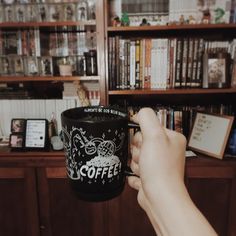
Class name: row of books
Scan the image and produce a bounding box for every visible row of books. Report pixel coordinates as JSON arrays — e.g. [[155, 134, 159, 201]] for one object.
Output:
[[127, 103, 234, 138], [0, 29, 96, 57], [108, 36, 236, 90], [0, 1, 95, 23], [0, 55, 94, 76]]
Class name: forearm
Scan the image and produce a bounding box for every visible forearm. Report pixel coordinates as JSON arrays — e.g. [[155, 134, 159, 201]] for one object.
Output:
[[144, 180, 217, 236]]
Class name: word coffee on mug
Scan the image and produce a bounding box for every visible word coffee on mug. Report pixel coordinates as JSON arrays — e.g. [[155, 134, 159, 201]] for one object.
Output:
[[61, 106, 130, 201]]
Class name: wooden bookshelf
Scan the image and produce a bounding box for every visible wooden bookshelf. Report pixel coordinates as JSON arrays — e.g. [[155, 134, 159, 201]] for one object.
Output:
[[107, 23, 236, 32], [108, 88, 236, 95], [0, 76, 100, 82], [0, 20, 96, 28]]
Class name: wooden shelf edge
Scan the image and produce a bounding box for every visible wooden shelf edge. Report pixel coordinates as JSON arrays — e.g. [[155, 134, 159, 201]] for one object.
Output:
[[107, 23, 236, 32], [108, 88, 236, 95], [0, 21, 96, 28], [0, 76, 100, 82]]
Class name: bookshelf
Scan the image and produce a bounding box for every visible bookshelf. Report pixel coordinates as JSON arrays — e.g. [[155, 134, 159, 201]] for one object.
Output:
[[105, 0, 236, 142], [0, 0, 106, 103]]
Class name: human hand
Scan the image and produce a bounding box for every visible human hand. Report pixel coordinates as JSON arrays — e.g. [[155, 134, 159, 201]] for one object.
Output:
[[128, 108, 217, 236], [128, 107, 187, 207]]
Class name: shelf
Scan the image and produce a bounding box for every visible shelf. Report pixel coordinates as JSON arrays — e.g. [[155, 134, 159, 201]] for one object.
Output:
[[0, 76, 100, 82], [107, 23, 236, 32], [108, 88, 236, 95], [0, 20, 96, 28]]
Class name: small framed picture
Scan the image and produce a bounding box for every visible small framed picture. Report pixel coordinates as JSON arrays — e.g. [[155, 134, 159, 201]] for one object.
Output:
[[202, 52, 231, 88], [15, 5, 25, 22], [13, 56, 24, 75], [9, 134, 24, 149], [48, 4, 62, 22], [64, 3, 76, 21], [0, 57, 11, 75], [188, 112, 234, 159], [76, 1, 88, 21], [11, 119, 26, 133], [27, 4, 38, 22], [25, 57, 39, 76], [4, 5, 15, 22], [25, 119, 49, 149], [0, 6, 4, 23], [38, 4, 48, 22], [39, 56, 53, 76]]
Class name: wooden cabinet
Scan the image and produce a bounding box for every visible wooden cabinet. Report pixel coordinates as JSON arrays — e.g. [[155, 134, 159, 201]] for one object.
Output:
[[0, 152, 235, 236], [0, 167, 39, 236], [37, 167, 106, 236]]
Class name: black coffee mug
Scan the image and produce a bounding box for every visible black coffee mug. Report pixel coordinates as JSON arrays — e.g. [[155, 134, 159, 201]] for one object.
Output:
[[61, 106, 138, 202]]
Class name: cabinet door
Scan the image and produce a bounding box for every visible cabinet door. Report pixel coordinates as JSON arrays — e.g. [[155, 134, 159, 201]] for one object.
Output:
[[0, 167, 40, 236], [107, 183, 156, 236], [186, 166, 236, 236], [37, 167, 107, 236]]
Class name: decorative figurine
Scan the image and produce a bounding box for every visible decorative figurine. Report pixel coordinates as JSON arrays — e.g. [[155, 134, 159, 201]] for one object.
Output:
[[140, 18, 150, 26], [188, 15, 196, 24], [179, 14, 185, 24], [121, 12, 130, 26], [112, 16, 121, 27], [214, 7, 225, 23], [202, 9, 211, 24]]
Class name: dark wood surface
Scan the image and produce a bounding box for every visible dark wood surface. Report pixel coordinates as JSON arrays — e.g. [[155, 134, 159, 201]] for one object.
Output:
[[0, 150, 236, 235]]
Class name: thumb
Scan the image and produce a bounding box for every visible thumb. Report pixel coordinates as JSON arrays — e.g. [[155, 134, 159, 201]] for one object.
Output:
[[131, 108, 167, 140]]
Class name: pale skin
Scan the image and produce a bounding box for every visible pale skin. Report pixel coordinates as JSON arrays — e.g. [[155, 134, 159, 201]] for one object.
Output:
[[128, 108, 217, 236]]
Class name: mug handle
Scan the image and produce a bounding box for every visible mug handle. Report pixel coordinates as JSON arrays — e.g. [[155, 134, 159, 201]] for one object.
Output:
[[124, 121, 140, 178]]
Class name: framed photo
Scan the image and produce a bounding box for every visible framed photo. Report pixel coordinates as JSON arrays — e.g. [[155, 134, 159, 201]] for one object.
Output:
[[64, 3, 76, 21], [25, 57, 39, 76], [9, 134, 24, 149], [13, 56, 24, 75], [76, 1, 88, 21], [4, 5, 15, 23], [27, 4, 38, 22], [39, 56, 53, 76], [202, 52, 231, 88], [48, 4, 63, 22], [188, 112, 234, 159], [25, 119, 49, 149], [11, 119, 26, 133], [38, 4, 48, 22], [15, 5, 25, 22], [0, 57, 11, 75]]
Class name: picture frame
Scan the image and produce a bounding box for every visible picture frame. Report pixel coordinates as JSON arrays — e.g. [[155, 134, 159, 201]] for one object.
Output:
[[48, 4, 63, 22], [76, 1, 88, 21], [25, 119, 49, 150], [13, 56, 24, 75], [15, 5, 25, 22], [39, 56, 53, 76], [202, 52, 231, 89], [64, 3, 76, 21], [188, 112, 234, 159], [9, 134, 24, 149], [4, 5, 15, 23], [0, 57, 11, 75], [38, 4, 48, 22], [25, 57, 39, 76], [27, 4, 38, 22], [11, 119, 26, 133]]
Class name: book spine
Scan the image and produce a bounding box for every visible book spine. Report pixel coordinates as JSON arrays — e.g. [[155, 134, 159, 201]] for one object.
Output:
[[115, 35, 120, 89], [135, 39, 140, 89], [174, 38, 183, 88], [130, 40, 136, 89], [144, 38, 151, 89]]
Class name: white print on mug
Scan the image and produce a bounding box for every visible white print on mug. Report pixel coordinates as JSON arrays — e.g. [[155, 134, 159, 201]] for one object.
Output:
[[63, 126, 125, 182]]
